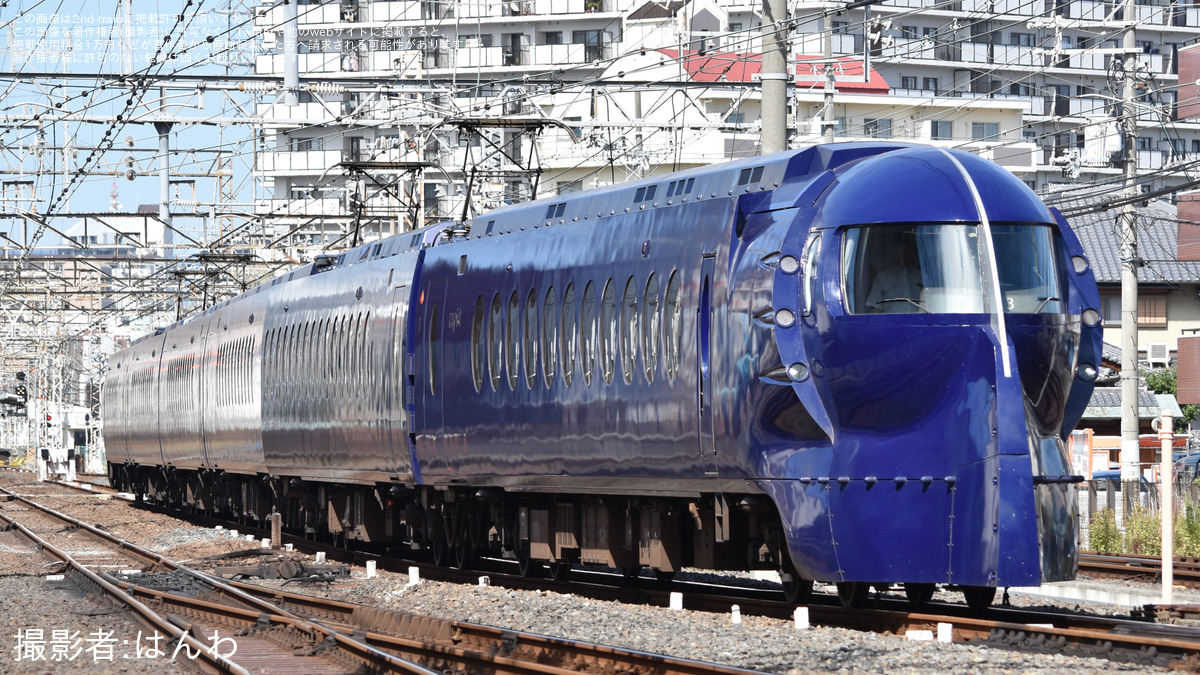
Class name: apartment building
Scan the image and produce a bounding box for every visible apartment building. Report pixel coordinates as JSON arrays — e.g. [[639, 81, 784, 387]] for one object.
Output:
[[250, 0, 1199, 256], [829, 0, 1200, 191]]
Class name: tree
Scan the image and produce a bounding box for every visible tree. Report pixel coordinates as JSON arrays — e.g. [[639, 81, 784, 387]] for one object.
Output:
[[1140, 366, 1199, 432]]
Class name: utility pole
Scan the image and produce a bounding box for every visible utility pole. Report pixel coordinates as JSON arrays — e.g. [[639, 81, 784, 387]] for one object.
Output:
[[823, 7, 836, 143], [761, 0, 789, 154], [1119, 0, 1141, 518]]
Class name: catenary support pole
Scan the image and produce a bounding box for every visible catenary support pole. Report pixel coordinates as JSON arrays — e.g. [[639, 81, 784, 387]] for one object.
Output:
[[822, 9, 835, 144], [1119, 0, 1141, 519], [1161, 412, 1174, 604], [761, 0, 789, 154], [282, 0, 299, 106]]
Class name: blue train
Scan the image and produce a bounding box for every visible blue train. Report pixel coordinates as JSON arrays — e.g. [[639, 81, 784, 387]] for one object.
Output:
[[104, 142, 1102, 608]]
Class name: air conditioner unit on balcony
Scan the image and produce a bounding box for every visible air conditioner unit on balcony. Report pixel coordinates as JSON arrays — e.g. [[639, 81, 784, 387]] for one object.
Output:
[[1147, 342, 1170, 368]]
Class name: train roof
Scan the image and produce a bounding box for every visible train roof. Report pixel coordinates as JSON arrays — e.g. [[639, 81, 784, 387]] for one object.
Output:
[[463, 142, 915, 239], [129, 142, 946, 346]]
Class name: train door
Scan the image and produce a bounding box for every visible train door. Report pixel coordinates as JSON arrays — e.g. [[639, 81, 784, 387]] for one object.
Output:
[[389, 285, 415, 479], [420, 280, 448, 473], [698, 254, 717, 474]]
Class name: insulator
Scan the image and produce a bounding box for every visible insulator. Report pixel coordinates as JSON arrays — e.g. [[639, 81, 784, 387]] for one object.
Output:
[[237, 81, 277, 93], [308, 82, 346, 95]]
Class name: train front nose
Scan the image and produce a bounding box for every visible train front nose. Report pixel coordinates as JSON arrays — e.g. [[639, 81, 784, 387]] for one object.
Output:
[[767, 146, 1100, 587]]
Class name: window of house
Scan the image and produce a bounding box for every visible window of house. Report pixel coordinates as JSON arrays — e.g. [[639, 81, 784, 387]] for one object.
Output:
[[564, 116, 583, 140], [1142, 295, 1167, 327], [1010, 32, 1034, 46], [1010, 83, 1032, 96], [1101, 294, 1168, 327], [971, 122, 1000, 140], [542, 31, 563, 45], [923, 77, 938, 92], [901, 76, 917, 89], [864, 118, 892, 138], [1136, 137, 1153, 151], [901, 25, 918, 39], [572, 29, 603, 60]]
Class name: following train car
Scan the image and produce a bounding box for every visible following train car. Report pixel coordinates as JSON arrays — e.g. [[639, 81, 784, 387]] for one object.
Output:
[[104, 142, 1103, 608]]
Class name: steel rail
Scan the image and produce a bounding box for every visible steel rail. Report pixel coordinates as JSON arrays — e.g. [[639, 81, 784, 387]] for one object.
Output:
[[32, 479, 1200, 668], [0, 505, 246, 674], [115, 580, 771, 675], [0, 485, 443, 675], [1080, 552, 1200, 588]]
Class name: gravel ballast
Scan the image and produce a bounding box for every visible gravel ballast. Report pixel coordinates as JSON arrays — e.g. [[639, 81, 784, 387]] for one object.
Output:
[[0, 469, 1184, 673]]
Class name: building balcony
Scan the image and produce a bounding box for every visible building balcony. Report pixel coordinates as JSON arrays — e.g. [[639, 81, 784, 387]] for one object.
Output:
[[532, 43, 589, 64], [1067, 50, 1107, 70], [997, 44, 1041, 67], [883, 37, 934, 60], [794, 32, 860, 57], [255, 197, 348, 218], [454, 45, 504, 68], [257, 150, 344, 174], [503, 46, 531, 67], [1139, 149, 1166, 171], [255, 102, 339, 125], [1136, 3, 1171, 25], [878, 0, 958, 9], [533, 0, 589, 13], [1172, 7, 1200, 27], [1066, 0, 1110, 20], [962, 0, 1045, 14], [1069, 96, 1112, 117], [370, 1, 424, 21]]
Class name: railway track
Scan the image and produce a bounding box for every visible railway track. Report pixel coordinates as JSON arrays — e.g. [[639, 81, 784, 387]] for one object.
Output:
[[1080, 552, 1200, 588], [0, 482, 776, 675], [20, 475, 1200, 669]]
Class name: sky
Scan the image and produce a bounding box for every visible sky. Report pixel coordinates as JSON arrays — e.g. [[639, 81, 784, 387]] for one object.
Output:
[[0, 0, 262, 250]]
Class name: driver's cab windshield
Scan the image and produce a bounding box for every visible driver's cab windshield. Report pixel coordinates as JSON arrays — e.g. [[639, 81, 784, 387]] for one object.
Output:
[[843, 224, 1063, 315]]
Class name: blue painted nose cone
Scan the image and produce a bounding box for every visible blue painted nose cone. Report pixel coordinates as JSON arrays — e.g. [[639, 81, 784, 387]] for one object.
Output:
[[819, 146, 1052, 227]]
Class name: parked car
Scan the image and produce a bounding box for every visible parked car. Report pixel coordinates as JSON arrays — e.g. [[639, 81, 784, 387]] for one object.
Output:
[[1175, 453, 1200, 480], [1090, 469, 1150, 492]]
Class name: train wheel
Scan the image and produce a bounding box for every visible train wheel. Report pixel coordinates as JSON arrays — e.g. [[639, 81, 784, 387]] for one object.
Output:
[[836, 581, 869, 609], [904, 583, 935, 607], [516, 545, 536, 577], [962, 586, 996, 610], [620, 567, 641, 579], [781, 570, 814, 605], [453, 534, 474, 570], [430, 540, 449, 567], [654, 570, 676, 582], [548, 561, 570, 581]]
